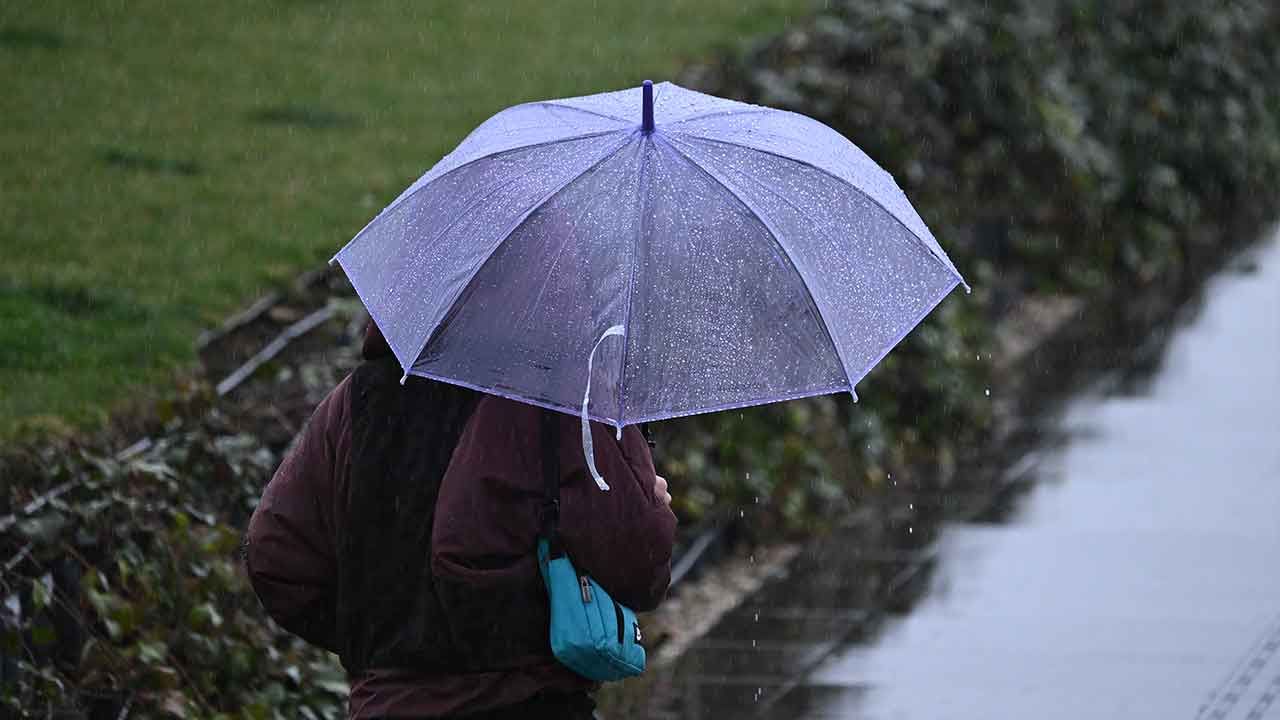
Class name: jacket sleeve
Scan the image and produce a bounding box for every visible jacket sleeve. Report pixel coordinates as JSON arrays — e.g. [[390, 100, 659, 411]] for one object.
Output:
[[556, 417, 677, 612], [243, 376, 350, 652]]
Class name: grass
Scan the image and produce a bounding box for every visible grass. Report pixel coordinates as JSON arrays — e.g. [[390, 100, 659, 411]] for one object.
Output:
[[0, 0, 807, 434]]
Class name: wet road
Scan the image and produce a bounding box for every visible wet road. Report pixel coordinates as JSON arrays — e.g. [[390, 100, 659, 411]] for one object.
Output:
[[795, 233, 1280, 719]]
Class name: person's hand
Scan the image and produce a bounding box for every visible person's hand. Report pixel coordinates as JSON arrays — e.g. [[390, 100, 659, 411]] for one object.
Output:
[[654, 474, 672, 506]]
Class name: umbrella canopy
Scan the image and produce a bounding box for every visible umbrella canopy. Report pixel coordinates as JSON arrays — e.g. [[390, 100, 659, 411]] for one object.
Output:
[[334, 81, 965, 431]]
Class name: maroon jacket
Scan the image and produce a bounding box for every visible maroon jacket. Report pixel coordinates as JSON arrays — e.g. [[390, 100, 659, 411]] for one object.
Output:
[[245, 337, 676, 718]]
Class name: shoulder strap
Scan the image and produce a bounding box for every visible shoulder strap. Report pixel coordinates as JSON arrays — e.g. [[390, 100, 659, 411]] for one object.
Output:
[[539, 409, 561, 549]]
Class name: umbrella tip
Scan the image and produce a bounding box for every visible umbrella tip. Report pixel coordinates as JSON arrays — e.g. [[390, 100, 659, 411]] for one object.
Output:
[[641, 80, 654, 134]]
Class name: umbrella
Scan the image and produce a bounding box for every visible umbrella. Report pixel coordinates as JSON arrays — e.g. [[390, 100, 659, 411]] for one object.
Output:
[[333, 81, 966, 484]]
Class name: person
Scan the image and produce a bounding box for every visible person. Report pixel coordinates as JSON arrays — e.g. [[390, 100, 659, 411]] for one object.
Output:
[[244, 322, 676, 719]]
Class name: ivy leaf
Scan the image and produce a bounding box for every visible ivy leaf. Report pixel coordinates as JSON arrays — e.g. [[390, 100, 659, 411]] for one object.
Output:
[[31, 574, 53, 611], [16, 512, 67, 546], [189, 602, 224, 630], [138, 639, 168, 665]]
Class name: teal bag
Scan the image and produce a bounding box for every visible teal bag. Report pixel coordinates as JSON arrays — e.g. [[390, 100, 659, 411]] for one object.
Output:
[[535, 411, 647, 681]]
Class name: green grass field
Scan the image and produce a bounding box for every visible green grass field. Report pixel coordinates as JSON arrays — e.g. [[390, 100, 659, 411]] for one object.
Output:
[[0, 0, 805, 434]]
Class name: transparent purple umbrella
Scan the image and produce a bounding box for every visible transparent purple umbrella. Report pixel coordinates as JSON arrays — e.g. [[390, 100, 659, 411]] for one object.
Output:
[[333, 81, 966, 483]]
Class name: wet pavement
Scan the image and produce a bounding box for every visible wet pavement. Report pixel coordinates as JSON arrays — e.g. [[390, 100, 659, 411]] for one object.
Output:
[[630, 231, 1280, 720], [780, 233, 1280, 718]]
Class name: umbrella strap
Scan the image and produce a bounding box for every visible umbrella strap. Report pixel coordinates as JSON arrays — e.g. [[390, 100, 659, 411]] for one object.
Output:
[[581, 324, 625, 492]]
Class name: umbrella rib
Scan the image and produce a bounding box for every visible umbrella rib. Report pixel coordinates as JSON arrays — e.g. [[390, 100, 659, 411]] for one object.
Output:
[[534, 100, 633, 124], [333, 129, 627, 262], [350, 160, 553, 368], [664, 106, 773, 127], [614, 138, 651, 426], [406, 132, 639, 375], [654, 134, 855, 392], [665, 131, 966, 289]]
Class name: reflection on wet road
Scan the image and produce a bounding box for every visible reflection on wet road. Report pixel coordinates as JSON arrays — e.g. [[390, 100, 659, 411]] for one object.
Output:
[[798, 234, 1280, 719]]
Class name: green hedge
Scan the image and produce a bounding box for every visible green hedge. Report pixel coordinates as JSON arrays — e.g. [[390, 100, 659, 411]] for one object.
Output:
[[3, 409, 348, 718], [659, 0, 1280, 533]]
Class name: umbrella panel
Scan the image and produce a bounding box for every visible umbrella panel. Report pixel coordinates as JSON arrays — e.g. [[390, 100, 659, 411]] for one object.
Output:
[[420, 135, 848, 425]]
